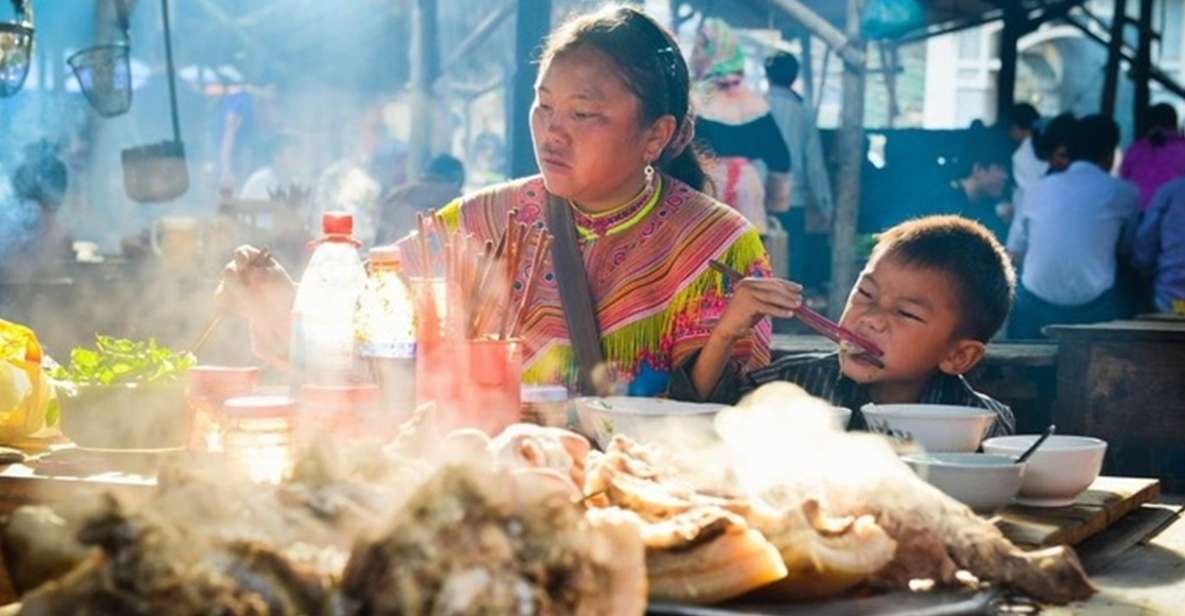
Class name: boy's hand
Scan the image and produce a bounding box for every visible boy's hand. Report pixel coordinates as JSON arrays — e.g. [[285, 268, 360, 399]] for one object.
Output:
[[716, 278, 803, 341]]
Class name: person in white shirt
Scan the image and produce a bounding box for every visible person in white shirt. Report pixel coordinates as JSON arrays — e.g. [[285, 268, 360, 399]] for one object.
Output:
[[1004, 103, 1047, 229], [1006, 115, 1140, 338]]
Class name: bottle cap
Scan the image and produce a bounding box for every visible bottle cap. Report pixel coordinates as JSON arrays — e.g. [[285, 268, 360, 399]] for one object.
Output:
[[368, 245, 401, 265], [322, 211, 354, 236]]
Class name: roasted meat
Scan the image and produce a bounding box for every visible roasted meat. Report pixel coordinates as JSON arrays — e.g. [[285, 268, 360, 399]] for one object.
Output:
[[715, 385, 1096, 605], [15, 495, 315, 616], [340, 465, 646, 615]]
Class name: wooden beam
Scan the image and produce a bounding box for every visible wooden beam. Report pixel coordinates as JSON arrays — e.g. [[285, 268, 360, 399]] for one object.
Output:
[[407, 0, 441, 180], [508, 0, 550, 178], [828, 0, 866, 320], [1133, 0, 1153, 135], [1066, 15, 1185, 101], [443, 0, 514, 71], [767, 0, 865, 68], [996, 2, 1024, 123], [1102, 0, 1128, 117]]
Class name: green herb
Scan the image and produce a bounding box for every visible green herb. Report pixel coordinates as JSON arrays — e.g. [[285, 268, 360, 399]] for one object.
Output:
[[50, 336, 195, 386]]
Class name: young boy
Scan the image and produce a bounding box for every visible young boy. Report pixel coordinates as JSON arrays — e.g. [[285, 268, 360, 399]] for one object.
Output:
[[672, 215, 1016, 437]]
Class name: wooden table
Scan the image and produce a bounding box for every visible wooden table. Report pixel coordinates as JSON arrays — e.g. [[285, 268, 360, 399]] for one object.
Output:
[[1046, 320, 1185, 492]]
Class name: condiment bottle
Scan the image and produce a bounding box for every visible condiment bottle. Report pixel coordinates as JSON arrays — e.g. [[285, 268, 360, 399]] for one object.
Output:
[[355, 245, 416, 416], [185, 366, 260, 452], [222, 395, 296, 484], [521, 385, 571, 428], [291, 212, 366, 386]]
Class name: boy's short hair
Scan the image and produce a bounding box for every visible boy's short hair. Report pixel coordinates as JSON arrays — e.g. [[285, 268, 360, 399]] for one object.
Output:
[[871, 215, 1016, 342]]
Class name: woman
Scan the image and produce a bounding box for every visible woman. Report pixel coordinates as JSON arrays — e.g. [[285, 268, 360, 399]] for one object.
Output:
[[1121, 103, 1185, 211], [220, 6, 798, 396], [689, 18, 791, 233]]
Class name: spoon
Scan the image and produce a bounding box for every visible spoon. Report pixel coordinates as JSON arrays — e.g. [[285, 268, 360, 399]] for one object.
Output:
[[1015, 424, 1056, 464]]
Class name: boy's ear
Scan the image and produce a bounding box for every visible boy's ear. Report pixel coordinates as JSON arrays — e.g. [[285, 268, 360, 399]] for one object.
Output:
[[938, 339, 986, 376]]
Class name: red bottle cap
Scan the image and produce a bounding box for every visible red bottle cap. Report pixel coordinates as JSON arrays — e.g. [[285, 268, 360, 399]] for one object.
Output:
[[322, 211, 354, 236]]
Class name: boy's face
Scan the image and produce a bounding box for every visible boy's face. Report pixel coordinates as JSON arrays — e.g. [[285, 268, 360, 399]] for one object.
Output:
[[837, 254, 977, 386]]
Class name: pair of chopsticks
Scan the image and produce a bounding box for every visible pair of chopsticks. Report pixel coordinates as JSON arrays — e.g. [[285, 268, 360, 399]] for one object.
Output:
[[708, 260, 885, 367], [191, 248, 273, 356]]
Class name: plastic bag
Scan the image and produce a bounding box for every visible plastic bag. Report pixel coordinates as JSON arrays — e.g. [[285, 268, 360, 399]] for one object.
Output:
[[0, 319, 58, 444], [861, 0, 926, 40]]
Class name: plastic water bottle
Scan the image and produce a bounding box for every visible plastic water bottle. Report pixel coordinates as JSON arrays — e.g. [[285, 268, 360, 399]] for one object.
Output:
[[354, 245, 417, 419], [291, 212, 366, 386]]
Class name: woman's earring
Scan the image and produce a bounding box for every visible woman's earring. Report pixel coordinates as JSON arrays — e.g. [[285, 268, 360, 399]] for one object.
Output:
[[644, 162, 655, 181]]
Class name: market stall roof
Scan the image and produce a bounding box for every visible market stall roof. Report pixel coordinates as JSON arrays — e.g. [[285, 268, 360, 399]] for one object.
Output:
[[678, 0, 1089, 42]]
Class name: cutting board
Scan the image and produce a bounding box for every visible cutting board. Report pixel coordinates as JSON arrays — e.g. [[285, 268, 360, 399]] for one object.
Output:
[[995, 476, 1160, 548]]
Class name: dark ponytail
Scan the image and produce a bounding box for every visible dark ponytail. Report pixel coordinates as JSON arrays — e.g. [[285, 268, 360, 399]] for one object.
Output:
[[541, 5, 708, 191]]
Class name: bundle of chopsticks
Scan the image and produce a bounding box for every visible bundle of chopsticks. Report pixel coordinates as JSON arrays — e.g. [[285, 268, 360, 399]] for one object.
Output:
[[406, 209, 553, 342]]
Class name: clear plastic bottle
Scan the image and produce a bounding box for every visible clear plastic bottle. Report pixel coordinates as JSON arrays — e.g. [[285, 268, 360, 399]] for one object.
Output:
[[354, 245, 417, 419], [291, 212, 366, 386]]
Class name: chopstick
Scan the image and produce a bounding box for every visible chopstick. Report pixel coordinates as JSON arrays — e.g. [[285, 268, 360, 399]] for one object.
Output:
[[707, 260, 885, 366]]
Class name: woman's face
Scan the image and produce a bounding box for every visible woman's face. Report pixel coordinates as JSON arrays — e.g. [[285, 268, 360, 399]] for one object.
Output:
[[531, 45, 672, 210]]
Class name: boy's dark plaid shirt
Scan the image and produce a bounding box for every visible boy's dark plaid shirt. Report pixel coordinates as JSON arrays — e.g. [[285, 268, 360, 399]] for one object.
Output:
[[669, 352, 1016, 437]]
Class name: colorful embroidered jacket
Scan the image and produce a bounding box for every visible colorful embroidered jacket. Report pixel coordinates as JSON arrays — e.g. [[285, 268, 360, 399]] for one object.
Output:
[[435, 173, 772, 395]]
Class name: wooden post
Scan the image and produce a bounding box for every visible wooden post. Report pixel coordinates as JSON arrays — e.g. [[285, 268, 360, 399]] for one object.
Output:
[[508, 0, 551, 178], [828, 0, 866, 320], [1102, 0, 1128, 118], [996, 2, 1024, 124], [407, 0, 441, 181], [1134, 0, 1153, 136], [800, 32, 814, 103]]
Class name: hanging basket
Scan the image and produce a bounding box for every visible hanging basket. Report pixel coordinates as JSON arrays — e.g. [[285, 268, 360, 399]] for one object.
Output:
[[0, 21, 34, 98], [68, 43, 133, 117]]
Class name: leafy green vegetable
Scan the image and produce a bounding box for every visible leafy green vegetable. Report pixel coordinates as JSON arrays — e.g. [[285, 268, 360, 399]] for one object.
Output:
[[50, 336, 195, 386]]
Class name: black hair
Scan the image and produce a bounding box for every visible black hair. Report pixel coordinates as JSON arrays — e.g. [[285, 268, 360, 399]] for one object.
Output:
[[1069, 114, 1120, 164], [541, 5, 708, 191], [872, 215, 1016, 342], [12, 141, 68, 212], [1008, 103, 1040, 132], [764, 52, 800, 88], [1145, 103, 1178, 147], [955, 127, 1012, 179], [424, 154, 465, 186], [1033, 112, 1075, 161]]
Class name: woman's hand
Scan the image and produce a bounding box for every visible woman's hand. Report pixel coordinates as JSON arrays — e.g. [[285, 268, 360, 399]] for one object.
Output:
[[216, 245, 296, 364], [714, 277, 803, 342]]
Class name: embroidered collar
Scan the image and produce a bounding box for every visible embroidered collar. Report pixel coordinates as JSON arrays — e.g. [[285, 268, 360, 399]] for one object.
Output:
[[570, 175, 664, 240]]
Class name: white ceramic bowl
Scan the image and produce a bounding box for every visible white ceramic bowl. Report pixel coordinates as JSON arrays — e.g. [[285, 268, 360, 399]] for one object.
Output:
[[903, 453, 1025, 513], [982, 435, 1107, 507], [860, 404, 996, 452], [830, 406, 853, 430], [573, 397, 723, 449]]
